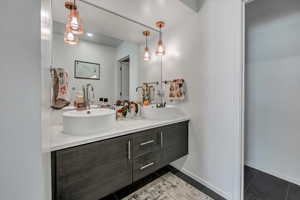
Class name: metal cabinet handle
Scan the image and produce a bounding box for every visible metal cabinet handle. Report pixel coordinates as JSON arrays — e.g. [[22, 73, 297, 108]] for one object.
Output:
[[128, 140, 131, 160], [140, 162, 154, 170], [160, 131, 163, 148], [140, 140, 155, 146]]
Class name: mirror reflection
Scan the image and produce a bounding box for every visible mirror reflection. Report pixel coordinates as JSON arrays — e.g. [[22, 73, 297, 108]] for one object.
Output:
[[51, 0, 156, 109]]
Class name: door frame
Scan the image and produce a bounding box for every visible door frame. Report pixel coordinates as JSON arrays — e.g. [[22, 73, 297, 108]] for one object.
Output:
[[118, 55, 130, 100], [236, 0, 247, 200]]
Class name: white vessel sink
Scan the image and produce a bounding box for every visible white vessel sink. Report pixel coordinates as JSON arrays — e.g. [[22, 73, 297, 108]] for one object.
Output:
[[63, 109, 116, 136], [143, 105, 185, 121]]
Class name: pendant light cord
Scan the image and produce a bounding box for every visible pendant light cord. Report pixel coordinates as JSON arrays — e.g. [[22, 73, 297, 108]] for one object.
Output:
[[159, 27, 162, 41], [160, 56, 163, 88], [160, 56, 163, 104]]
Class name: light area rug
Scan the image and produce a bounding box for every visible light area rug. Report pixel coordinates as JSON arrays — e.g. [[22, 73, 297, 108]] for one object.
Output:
[[122, 172, 214, 200]]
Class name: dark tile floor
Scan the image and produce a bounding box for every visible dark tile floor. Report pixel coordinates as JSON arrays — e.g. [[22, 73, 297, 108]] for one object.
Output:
[[244, 166, 300, 200], [99, 166, 224, 200]]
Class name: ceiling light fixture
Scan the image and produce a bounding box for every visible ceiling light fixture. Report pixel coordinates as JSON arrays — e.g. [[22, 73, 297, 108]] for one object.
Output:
[[65, 0, 84, 35], [143, 30, 151, 61], [155, 21, 166, 56], [64, 26, 79, 45]]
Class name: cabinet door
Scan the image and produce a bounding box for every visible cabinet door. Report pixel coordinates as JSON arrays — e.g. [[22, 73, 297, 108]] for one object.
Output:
[[52, 136, 132, 200], [161, 121, 189, 166]]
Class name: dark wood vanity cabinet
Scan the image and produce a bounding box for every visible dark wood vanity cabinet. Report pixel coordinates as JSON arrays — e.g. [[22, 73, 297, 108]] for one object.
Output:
[[161, 121, 189, 166], [51, 121, 189, 200], [51, 135, 132, 200]]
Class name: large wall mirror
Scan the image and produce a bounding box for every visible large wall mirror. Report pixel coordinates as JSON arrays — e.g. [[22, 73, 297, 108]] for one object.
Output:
[[51, 0, 158, 106]]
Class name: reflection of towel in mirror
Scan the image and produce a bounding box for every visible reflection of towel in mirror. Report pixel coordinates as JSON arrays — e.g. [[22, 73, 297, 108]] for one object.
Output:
[[51, 68, 70, 109], [134, 87, 143, 103], [57, 69, 70, 101], [149, 85, 156, 103]]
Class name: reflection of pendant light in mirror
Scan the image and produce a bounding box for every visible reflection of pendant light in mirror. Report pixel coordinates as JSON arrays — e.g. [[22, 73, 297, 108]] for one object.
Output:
[[65, 1, 84, 35], [64, 26, 79, 45], [143, 31, 151, 61], [155, 21, 166, 56]]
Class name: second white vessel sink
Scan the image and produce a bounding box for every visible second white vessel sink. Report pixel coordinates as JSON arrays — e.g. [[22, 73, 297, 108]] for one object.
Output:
[[63, 109, 116, 136], [143, 105, 185, 121]]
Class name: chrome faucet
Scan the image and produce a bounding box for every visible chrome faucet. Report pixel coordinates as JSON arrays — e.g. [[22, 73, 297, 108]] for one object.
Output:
[[83, 83, 95, 110]]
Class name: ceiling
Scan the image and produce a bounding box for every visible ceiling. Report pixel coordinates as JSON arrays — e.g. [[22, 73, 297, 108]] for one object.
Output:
[[52, 0, 198, 44]]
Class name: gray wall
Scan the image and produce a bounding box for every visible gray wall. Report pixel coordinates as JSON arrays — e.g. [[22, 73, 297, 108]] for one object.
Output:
[[245, 0, 300, 185], [116, 41, 140, 101], [0, 1, 43, 200]]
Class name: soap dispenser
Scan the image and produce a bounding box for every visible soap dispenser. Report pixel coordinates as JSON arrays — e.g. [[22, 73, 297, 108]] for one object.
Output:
[[75, 89, 86, 110]]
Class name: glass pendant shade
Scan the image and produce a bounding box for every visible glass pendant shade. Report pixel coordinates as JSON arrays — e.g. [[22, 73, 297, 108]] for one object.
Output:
[[144, 47, 151, 61], [64, 26, 79, 45], [155, 21, 166, 56], [143, 30, 151, 61], [67, 9, 84, 35], [155, 40, 165, 56]]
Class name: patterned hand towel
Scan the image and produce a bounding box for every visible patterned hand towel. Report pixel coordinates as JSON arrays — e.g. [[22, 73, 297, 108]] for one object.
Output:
[[51, 68, 70, 109], [57, 69, 70, 102], [168, 79, 185, 102]]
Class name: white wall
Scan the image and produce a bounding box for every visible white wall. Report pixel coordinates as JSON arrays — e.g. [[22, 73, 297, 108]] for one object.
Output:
[[139, 0, 242, 199], [245, 0, 300, 185], [0, 1, 43, 200], [116, 41, 140, 101], [53, 34, 117, 103]]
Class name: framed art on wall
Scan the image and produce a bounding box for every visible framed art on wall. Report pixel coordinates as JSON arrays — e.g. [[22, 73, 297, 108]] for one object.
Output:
[[74, 60, 100, 80]]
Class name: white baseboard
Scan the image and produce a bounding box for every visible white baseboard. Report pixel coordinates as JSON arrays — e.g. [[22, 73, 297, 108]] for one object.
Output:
[[171, 165, 231, 200], [245, 161, 300, 186]]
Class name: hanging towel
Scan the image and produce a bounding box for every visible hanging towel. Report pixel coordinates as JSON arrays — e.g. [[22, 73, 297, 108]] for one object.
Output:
[[51, 68, 70, 109], [167, 79, 185, 102]]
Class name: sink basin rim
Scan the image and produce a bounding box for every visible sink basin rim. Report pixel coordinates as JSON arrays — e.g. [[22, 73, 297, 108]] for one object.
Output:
[[63, 109, 115, 118]]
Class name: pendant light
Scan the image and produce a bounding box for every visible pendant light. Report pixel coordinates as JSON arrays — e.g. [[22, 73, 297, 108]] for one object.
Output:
[[143, 31, 151, 61], [65, 1, 84, 35], [64, 26, 79, 45], [155, 21, 166, 56]]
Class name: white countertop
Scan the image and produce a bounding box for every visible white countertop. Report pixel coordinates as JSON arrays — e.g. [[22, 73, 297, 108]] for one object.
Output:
[[49, 116, 190, 152]]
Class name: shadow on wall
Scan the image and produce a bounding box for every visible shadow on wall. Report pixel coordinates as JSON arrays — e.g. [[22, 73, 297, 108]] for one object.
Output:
[[179, 0, 206, 12]]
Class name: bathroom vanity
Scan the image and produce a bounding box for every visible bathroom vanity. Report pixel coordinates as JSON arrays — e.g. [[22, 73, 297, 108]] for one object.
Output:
[[51, 120, 189, 200], [48, 1, 190, 198]]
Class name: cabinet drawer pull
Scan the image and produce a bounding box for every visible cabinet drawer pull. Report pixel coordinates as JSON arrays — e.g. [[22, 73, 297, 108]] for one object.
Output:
[[140, 162, 154, 170], [140, 140, 155, 146], [160, 131, 163, 148], [128, 140, 131, 160]]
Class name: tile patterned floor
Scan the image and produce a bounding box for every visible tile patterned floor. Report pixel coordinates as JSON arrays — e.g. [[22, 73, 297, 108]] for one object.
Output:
[[123, 173, 213, 200], [244, 166, 300, 200], [100, 166, 223, 200]]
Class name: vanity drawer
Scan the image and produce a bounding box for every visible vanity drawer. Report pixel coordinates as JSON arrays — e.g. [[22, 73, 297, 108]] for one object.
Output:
[[132, 128, 161, 158], [133, 151, 161, 182]]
